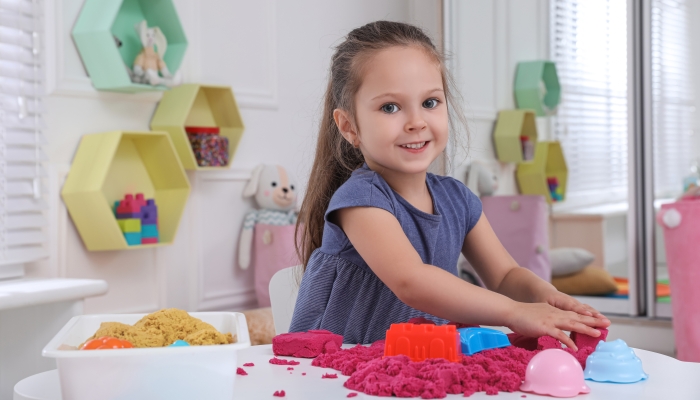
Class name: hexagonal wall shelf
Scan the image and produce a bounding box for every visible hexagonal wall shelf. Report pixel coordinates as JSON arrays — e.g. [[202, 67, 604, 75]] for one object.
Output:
[[493, 110, 538, 163], [62, 131, 190, 251], [150, 84, 245, 170], [516, 141, 568, 204], [72, 0, 187, 92], [515, 61, 560, 116]]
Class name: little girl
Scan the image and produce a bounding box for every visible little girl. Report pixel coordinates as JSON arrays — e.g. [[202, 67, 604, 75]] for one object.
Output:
[[290, 21, 610, 347]]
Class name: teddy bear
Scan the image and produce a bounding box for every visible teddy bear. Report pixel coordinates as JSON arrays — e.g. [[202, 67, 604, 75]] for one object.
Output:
[[238, 164, 300, 308]]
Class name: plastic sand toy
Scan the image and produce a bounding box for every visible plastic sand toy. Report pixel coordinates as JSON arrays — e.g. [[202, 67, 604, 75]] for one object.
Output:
[[520, 349, 590, 398], [457, 327, 510, 355], [384, 323, 461, 362], [584, 339, 648, 383], [169, 340, 190, 347]]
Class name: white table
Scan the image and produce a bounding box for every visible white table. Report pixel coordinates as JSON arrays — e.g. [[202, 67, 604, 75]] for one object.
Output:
[[14, 344, 700, 399], [1, 278, 107, 400]]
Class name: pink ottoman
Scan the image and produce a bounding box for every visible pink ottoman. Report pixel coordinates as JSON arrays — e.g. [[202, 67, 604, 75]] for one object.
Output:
[[658, 200, 700, 361]]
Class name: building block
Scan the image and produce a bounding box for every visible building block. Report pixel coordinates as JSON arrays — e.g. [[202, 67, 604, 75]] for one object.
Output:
[[457, 327, 511, 356], [141, 237, 159, 244], [124, 232, 142, 246], [384, 323, 461, 363], [141, 199, 158, 225], [141, 224, 159, 238], [117, 218, 141, 233]]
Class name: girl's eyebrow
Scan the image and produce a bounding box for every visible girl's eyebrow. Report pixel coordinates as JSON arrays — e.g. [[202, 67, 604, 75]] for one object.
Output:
[[370, 88, 444, 101]]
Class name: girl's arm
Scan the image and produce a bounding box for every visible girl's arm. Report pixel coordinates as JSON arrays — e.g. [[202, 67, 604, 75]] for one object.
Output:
[[463, 212, 607, 319], [336, 206, 607, 350]]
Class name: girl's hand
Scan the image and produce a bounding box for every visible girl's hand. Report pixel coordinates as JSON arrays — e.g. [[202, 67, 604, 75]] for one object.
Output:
[[506, 302, 609, 351], [541, 290, 611, 327]]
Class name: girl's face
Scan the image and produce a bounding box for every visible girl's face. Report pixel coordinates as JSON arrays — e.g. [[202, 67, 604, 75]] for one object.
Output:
[[351, 46, 448, 176]]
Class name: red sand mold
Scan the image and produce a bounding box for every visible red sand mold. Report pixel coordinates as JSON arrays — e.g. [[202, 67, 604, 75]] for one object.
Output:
[[273, 329, 343, 358], [312, 330, 606, 398], [243, 362, 255, 367], [322, 373, 338, 379], [270, 357, 300, 366], [236, 367, 247, 376], [273, 390, 286, 397]]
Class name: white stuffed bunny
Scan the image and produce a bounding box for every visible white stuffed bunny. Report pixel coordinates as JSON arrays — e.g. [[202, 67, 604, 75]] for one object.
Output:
[[131, 20, 182, 87], [238, 164, 299, 307], [465, 161, 498, 197]]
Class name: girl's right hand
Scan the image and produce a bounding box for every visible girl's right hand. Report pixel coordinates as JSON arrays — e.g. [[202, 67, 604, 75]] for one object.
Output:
[[506, 302, 608, 351]]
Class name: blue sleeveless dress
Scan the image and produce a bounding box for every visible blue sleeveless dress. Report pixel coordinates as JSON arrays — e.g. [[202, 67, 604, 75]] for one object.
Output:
[[289, 164, 482, 344]]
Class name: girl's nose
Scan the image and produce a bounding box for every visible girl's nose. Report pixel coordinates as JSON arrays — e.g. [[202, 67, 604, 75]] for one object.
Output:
[[405, 116, 427, 132]]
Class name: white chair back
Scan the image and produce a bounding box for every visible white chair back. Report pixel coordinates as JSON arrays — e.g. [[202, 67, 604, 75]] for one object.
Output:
[[268, 266, 300, 334]]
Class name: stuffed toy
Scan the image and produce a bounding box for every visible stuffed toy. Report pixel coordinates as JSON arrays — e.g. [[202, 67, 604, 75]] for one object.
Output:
[[239, 164, 299, 307], [465, 161, 498, 197], [131, 20, 181, 87]]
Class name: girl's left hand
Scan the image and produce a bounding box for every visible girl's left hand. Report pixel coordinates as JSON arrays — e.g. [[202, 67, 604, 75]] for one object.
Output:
[[542, 290, 611, 327]]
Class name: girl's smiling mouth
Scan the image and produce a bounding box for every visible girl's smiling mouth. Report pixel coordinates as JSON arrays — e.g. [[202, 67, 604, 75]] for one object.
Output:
[[399, 141, 429, 152]]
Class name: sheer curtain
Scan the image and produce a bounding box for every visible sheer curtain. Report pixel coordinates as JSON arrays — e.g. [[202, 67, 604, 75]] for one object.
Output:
[[0, 0, 48, 272], [550, 0, 629, 208], [651, 0, 696, 198]]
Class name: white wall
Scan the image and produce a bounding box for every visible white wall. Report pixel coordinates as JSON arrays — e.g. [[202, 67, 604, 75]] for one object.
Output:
[[447, 0, 550, 191], [30, 0, 441, 314]]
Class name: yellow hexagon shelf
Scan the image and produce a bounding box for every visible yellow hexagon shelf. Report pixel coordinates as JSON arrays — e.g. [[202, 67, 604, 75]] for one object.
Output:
[[493, 110, 538, 163], [150, 84, 245, 170], [61, 131, 191, 251], [516, 141, 568, 204]]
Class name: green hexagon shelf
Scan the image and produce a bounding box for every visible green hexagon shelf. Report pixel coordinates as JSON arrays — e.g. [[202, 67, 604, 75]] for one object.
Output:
[[72, 0, 187, 92], [516, 141, 568, 204], [515, 61, 560, 116], [150, 84, 245, 170], [494, 110, 538, 163], [61, 131, 190, 251]]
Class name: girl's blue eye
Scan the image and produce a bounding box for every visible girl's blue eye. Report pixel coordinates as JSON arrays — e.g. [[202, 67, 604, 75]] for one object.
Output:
[[381, 103, 399, 114], [423, 98, 440, 109]]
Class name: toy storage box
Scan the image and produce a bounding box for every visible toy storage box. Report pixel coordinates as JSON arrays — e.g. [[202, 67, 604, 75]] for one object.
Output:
[[42, 312, 250, 400]]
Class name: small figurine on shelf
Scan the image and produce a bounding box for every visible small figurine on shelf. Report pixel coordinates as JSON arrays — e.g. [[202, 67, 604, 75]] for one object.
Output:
[[238, 164, 299, 307], [115, 193, 160, 246], [131, 20, 181, 87]]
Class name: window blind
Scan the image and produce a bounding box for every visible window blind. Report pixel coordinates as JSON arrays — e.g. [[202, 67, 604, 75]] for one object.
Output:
[[0, 0, 48, 267], [651, 0, 695, 198], [550, 0, 629, 207]]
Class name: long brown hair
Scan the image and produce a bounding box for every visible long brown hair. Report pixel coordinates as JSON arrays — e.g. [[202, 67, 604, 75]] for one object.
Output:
[[296, 20, 468, 271]]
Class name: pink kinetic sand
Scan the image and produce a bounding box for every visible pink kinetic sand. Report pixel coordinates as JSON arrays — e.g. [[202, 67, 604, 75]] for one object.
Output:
[[571, 328, 608, 349], [273, 390, 286, 397], [236, 367, 247, 376], [311, 329, 607, 398], [243, 362, 255, 367], [322, 373, 338, 379], [347, 393, 358, 398], [269, 357, 300, 366], [273, 329, 343, 358]]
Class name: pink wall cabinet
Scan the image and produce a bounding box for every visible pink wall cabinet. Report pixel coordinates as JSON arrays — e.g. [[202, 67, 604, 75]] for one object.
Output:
[[658, 200, 700, 362], [481, 195, 551, 282]]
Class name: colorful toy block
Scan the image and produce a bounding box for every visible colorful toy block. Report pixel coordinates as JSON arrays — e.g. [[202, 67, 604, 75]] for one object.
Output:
[[141, 199, 158, 225], [141, 224, 159, 239], [117, 218, 141, 233], [384, 323, 462, 363], [141, 237, 159, 245], [124, 232, 142, 246]]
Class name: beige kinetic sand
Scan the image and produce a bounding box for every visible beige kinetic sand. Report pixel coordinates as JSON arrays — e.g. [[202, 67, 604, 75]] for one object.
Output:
[[83, 308, 236, 348]]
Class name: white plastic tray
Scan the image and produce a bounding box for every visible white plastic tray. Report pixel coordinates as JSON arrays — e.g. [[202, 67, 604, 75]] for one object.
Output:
[[42, 312, 250, 400]]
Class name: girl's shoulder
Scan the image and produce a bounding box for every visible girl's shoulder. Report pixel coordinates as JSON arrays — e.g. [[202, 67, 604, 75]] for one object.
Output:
[[427, 173, 482, 232], [327, 166, 395, 217]]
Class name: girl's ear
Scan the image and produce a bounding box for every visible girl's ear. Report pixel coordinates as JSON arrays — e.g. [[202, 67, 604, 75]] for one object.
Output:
[[333, 108, 357, 146]]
